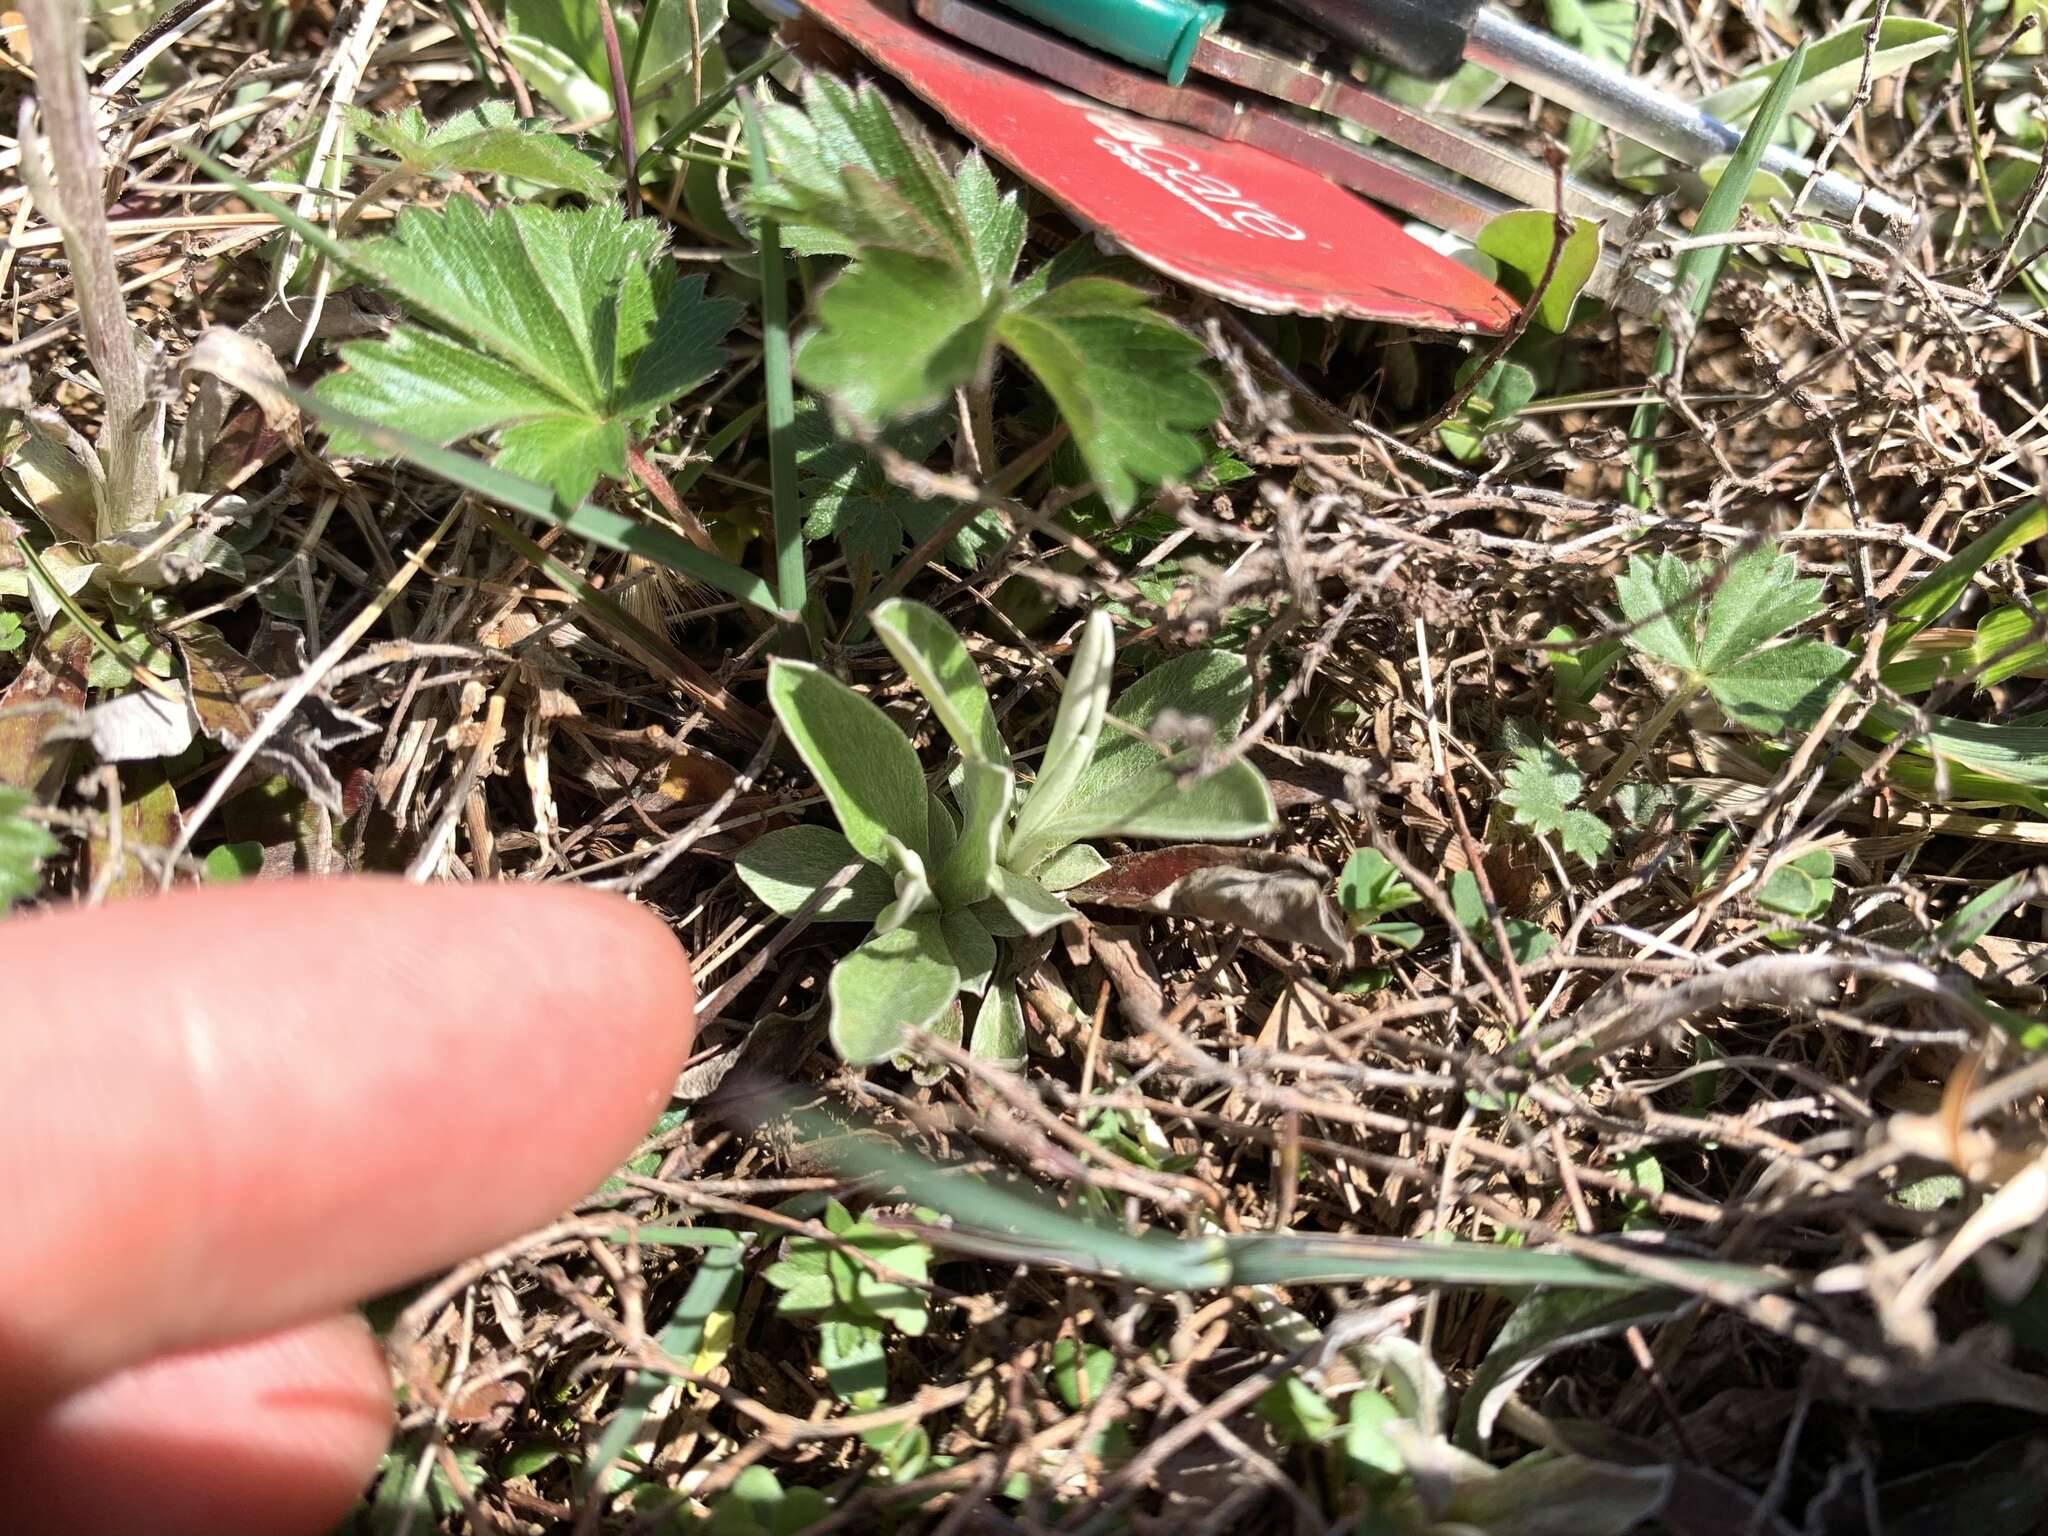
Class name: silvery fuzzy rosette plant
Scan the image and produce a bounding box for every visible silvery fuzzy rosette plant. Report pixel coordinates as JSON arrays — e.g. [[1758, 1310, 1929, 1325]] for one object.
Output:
[[735, 599, 1277, 1066]]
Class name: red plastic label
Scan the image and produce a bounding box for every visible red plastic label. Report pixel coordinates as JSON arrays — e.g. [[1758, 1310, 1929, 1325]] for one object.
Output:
[[796, 0, 1514, 332]]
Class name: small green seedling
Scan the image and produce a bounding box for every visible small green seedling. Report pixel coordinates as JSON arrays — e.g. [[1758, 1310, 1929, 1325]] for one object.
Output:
[[735, 600, 1276, 1065], [1336, 848, 1425, 950], [1499, 727, 1612, 866]]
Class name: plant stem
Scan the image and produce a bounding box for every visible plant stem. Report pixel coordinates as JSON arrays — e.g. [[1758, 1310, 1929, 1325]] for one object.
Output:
[[740, 89, 810, 643], [595, 0, 639, 217], [1956, 0, 2003, 235], [20, 0, 162, 539], [1588, 680, 1701, 808]]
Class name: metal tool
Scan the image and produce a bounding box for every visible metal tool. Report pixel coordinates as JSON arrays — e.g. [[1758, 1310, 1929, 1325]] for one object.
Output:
[[987, 0, 1916, 236], [915, 0, 1664, 314]]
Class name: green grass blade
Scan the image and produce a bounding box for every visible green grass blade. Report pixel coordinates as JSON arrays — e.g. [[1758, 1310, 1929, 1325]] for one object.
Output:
[[1627, 39, 1809, 506], [293, 388, 786, 616], [801, 1118, 1232, 1292], [1218, 1233, 1780, 1294], [645, 45, 790, 159], [1882, 501, 2048, 660], [581, 1238, 744, 1496], [740, 88, 810, 632]]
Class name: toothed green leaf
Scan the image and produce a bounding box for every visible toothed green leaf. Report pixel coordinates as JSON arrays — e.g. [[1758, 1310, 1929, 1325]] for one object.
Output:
[[311, 201, 739, 504], [1498, 732, 1612, 866]]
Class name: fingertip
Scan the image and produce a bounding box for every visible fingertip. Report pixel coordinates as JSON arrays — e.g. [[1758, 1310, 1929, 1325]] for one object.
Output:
[[4, 878, 697, 1405], [2, 1315, 395, 1536]]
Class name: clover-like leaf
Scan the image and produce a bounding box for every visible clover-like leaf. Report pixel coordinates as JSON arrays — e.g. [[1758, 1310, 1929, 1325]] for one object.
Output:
[[1337, 848, 1421, 925], [763, 1198, 933, 1336], [1757, 847, 1836, 920], [1475, 210, 1602, 332], [1499, 731, 1612, 866]]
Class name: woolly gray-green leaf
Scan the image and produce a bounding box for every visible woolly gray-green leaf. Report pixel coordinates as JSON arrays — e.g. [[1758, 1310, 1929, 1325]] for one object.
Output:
[[872, 598, 1007, 766], [968, 982, 1029, 1069], [767, 659, 931, 866], [935, 758, 1012, 908], [941, 908, 996, 997], [829, 915, 959, 1064], [732, 824, 895, 922], [987, 866, 1079, 937]]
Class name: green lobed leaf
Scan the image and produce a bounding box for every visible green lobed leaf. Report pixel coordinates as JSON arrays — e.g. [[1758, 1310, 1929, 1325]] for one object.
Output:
[[827, 914, 959, 1063], [1546, 0, 1637, 160], [795, 250, 1003, 425], [795, 398, 998, 573], [1499, 732, 1613, 865], [1337, 850, 1422, 925], [1704, 638, 1854, 733], [1698, 545, 1829, 674], [296, 192, 739, 504], [1613, 551, 1703, 673], [1439, 357, 1538, 461], [995, 277, 1221, 515]]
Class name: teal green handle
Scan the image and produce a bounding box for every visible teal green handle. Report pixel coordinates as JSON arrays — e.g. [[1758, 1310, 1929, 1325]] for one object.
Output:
[[988, 0, 1226, 85]]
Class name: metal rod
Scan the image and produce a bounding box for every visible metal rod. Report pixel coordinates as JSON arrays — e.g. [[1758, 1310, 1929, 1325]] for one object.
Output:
[[1196, 33, 1638, 230], [1463, 9, 1917, 236]]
